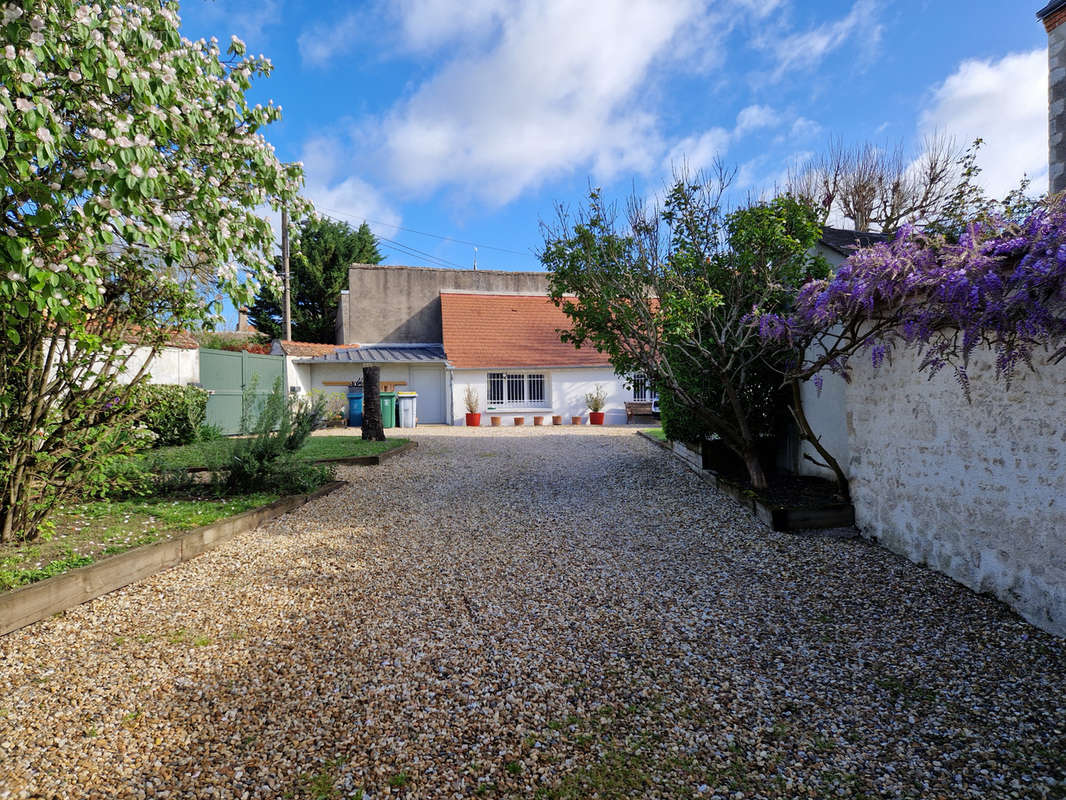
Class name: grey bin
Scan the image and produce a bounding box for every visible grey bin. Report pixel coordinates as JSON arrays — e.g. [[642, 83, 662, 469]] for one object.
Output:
[[396, 391, 417, 428]]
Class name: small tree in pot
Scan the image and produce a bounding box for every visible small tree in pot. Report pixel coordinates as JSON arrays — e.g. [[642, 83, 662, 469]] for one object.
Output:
[[464, 387, 481, 426], [585, 384, 608, 425]]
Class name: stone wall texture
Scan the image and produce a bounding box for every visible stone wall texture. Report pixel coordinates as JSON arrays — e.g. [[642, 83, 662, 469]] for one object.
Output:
[[841, 346, 1066, 635], [1050, 23, 1066, 195]]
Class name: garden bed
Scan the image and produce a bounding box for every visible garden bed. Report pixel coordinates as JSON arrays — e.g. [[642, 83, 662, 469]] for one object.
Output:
[[145, 436, 410, 471], [0, 481, 347, 636], [0, 495, 279, 592], [638, 430, 855, 532]]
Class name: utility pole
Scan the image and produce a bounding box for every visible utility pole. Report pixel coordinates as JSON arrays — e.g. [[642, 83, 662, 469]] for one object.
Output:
[[473, 246, 478, 270], [281, 201, 291, 341]]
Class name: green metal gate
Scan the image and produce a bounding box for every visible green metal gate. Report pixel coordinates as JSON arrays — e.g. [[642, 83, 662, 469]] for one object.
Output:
[[198, 348, 285, 435]]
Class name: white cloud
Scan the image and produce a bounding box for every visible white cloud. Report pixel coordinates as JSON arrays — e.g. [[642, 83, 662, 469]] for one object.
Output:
[[664, 104, 789, 174], [299, 136, 402, 232], [297, 13, 366, 68], [370, 0, 702, 204], [762, 0, 882, 81], [919, 49, 1048, 198]]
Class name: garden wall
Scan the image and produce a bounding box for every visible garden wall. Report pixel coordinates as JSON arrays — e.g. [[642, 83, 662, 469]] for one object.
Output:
[[828, 346, 1066, 635]]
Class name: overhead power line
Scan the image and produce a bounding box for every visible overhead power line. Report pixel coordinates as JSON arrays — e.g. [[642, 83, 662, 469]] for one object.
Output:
[[317, 205, 534, 259]]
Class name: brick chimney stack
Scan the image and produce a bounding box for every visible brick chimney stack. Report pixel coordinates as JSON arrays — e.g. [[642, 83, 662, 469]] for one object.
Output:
[[1040, 1, 1066, 194]]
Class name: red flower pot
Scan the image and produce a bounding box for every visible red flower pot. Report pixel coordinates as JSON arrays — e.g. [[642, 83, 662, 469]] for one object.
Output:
[[513, 416, 525, 426], [465, 412, 481, 426], [552, 415, 563, 425], [490, 416, 502, 427], [571, 416, 583, 425], [589, 412, 605, 425], [533, 416, 544, 426]]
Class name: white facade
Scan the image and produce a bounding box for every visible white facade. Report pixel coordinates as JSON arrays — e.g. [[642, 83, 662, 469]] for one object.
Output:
[[289, 361, 449, 424], [448, 367, 632, 425], [115, 344, 200, 386]]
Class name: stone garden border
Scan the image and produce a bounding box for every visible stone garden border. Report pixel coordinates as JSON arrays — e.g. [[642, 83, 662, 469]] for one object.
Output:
[[0, 480, 348, 637], [638, 431, 855, 532]]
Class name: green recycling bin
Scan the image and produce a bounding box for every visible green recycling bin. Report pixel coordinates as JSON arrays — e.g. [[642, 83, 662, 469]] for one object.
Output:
[[379, 391, 396, 429]]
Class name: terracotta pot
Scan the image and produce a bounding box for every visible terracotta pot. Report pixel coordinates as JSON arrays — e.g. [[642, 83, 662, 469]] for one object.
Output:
[[465, 412, 481, 426], [533, 416, 544, 426], [571, 416, 583, 425], [513, 416, 525, 426], [552, 415, 563, 425], [589, 411, 605, 425], [490, 416, 502, 427]]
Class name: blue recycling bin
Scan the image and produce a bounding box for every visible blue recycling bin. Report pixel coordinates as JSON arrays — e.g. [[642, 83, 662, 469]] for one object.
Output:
[[346, 391, 363, 427]]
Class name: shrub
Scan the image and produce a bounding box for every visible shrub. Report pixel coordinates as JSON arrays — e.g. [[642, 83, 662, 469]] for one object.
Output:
[[130, 385, 208, 447], [218, 382, 329, 495]]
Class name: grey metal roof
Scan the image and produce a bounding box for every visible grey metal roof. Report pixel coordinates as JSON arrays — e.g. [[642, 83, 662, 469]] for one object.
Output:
[[1038, 0, 1066, 20], [819, 226, 893, 257], [301, 344, 447, 363]]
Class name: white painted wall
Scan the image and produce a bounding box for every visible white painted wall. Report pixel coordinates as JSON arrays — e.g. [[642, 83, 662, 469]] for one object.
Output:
[[448, 367, 632, 425], [115, 345, 199, 385], [296, 362, 448, 425], [805, 343, 1066, 636]]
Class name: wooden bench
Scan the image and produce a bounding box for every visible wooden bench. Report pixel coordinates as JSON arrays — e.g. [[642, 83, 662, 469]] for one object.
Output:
[[624, 401, 654, 424]]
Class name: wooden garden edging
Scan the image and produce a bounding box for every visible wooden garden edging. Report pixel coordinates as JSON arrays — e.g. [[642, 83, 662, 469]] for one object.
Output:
[[638, 431, 855, 532], [0, 480, 348, 637], [185, 439, 418, 473]]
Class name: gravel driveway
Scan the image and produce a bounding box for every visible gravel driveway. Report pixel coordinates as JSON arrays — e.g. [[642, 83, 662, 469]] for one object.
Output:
[[1, 427, 1064, 799]]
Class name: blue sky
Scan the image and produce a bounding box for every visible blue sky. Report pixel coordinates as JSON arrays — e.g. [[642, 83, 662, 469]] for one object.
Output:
[[176, 0, 1048, 319]]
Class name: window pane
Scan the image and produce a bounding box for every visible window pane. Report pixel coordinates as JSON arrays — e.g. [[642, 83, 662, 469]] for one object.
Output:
[[528, 374, 545, 404], [487, 373, 504, 405], [507, 373, 525, 404]]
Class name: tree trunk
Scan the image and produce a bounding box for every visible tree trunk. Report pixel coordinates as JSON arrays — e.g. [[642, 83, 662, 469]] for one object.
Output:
[[790, 378, 850, 502], [741, 447, 769, 491], [361, 366, 386, 442]]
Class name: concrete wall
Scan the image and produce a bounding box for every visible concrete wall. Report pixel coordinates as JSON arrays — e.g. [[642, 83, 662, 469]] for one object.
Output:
[[116, 346, 199, 385], [449, 367, 631, 425], [832, 346, 1066, 635], [337, 265, 549, 345]]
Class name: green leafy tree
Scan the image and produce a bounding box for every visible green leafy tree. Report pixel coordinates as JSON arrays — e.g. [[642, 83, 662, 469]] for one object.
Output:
[[249, 217, 382, 342], [0, 0, 308, 542], [540, 170, 829, 490]]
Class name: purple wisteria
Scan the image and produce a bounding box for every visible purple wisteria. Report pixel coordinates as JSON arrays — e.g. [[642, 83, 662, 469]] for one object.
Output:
[[760, 197, 1066, 396]]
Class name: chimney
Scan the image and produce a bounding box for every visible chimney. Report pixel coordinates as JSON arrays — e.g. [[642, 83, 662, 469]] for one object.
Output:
[[237, 307, 252, 332], [1039, 1, 1066, 193]]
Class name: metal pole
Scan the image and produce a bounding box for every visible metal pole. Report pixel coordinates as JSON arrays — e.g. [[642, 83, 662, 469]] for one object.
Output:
[[281, 202, 291, 341]]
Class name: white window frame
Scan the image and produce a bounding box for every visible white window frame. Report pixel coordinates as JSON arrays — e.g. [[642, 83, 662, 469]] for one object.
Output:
[[486, 371, 550, 410], [630, 373, 657, 402]]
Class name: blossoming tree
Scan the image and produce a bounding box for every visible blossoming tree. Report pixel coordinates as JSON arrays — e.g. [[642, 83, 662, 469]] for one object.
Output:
[[0, 0, 310, 541]]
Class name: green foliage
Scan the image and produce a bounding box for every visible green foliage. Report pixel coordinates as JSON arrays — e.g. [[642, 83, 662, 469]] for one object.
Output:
[[129, 384, 208, 447], [219, 382, 332, 495], [541, 171, 827, 488], [250, 217, 383, 342], [0, 0, 309, 543]]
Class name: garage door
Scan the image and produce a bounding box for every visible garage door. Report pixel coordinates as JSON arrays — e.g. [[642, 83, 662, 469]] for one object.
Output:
[[408, 366, 445, 423]]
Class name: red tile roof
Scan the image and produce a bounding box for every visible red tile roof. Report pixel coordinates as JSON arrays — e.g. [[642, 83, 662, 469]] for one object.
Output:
[[440, 293, 611, 369], [277, 340, 348, 357]]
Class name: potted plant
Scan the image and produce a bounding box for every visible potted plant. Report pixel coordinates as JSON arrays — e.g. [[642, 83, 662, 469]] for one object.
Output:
[[513, 416, 525, 426], [533, 415, 544, 426], [585, 384, 608, 425], [571, 415, 583, 425], [552, 415, 563, 425], [464, 386, 481, 427], [490, 415, 502, 426]]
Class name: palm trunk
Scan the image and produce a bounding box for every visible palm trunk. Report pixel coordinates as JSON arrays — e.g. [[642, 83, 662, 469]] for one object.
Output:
[[361, 366, 386, 442]]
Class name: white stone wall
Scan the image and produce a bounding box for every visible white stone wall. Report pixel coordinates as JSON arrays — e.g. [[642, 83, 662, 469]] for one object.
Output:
[[840, 346, 1066, 635], [449, 367, 632, 425]]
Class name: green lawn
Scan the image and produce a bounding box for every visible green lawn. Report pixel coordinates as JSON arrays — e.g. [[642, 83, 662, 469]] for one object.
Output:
[[642, 427, 668, 442], [146, 435, 408, 470], [0, 494, 278, 592]]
